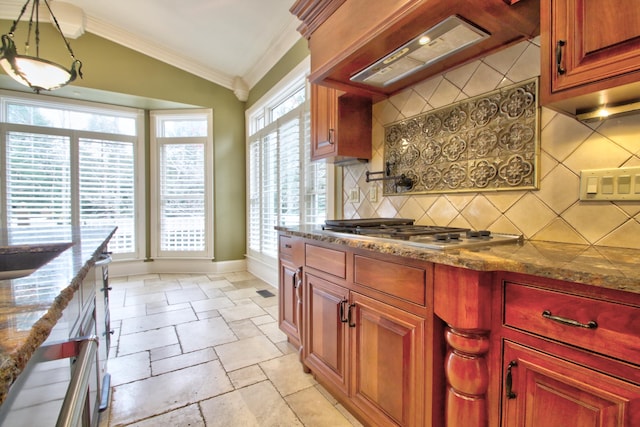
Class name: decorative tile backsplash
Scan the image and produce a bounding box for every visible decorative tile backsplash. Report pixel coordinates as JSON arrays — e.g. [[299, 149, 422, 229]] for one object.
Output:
[[383, 79, 539, 194], [342, 37, 640, 249]]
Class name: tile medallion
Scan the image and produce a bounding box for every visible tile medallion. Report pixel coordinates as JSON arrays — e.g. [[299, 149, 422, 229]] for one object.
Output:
[[383, 78, 540, 195]]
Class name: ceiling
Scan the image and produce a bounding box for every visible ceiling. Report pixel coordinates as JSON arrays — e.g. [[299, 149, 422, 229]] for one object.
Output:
[[0, 0, 303, 100]]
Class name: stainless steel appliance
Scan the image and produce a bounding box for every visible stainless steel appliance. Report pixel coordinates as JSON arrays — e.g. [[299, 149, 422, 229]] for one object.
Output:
[[321, 218, 523, 250]]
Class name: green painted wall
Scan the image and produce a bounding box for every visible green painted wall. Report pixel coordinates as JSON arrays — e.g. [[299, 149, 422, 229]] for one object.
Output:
[[246, 38, 310, 108], [0, 21, 246, 261]]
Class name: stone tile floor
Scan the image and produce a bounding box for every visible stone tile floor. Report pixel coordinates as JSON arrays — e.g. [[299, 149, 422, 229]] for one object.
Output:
[[99, 272, 363, 427]]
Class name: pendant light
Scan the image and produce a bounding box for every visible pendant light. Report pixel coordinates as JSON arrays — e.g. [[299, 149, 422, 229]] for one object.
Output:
[[0, 0, 83, 93]]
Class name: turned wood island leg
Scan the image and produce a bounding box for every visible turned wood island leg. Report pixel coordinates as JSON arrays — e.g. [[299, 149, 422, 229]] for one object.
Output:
[[434, 264, 494, 427], [444, 327, 490, 427]]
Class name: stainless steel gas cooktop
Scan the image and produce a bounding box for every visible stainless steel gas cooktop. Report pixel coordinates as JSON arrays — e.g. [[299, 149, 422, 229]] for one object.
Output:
[[321, 218, 523, 250]]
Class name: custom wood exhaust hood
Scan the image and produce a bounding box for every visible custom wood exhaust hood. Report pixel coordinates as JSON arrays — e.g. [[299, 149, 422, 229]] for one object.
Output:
[[291, 0, 540, 99]]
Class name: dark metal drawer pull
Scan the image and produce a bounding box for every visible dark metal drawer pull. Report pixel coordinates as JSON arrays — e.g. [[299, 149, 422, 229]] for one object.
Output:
[[339, 298, 349, 323], [542, 310, 598, 329], [556, 40, 566, 75], [506, 360, 517, 399]]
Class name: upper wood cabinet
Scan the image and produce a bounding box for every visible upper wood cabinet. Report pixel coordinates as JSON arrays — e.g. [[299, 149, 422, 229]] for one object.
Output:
[[310, 84, 372, 163], [540, 0, 640, 115], [291, 0, 540, 98]]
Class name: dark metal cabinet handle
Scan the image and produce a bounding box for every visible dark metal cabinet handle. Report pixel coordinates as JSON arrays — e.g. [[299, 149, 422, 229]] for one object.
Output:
[[506, 360, 518, 399], [292, 267, 302, 288], [542, 310, 598, 329], [339, 298, 349, 323], [328, 128, 335, 144], [348, 303, 356, 327], [556, 40, 566, 75], [284, 243, 292, 249]]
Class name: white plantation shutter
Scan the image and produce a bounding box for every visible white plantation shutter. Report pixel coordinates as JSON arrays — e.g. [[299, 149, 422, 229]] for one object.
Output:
[[159, 142, 206, 252], [6, 131, 72, 228], [247, 89, 326, 260], [79, 138, 136, 253]]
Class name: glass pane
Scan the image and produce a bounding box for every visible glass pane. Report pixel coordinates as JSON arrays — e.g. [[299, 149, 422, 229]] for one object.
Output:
[[271, 86, 305, 121], [6, 132, 71, 228], [79, 138, 136, 254], [160, 143, 206, 252], [158, 117, 207, 137], [6, 102, 136, 136]]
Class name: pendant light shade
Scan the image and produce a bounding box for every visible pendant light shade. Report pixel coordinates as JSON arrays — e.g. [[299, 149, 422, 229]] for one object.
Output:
[[0, 0, 83, 93]]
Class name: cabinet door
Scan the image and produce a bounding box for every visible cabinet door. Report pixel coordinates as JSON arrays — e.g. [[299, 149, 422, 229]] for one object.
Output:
[[502, 341, 640, 427], [304, 273, 350, 395], [350, 292, 425, 427], [311, 84, 338, 160], [546, 0, 640, 93], [279, 260, 302, 347]]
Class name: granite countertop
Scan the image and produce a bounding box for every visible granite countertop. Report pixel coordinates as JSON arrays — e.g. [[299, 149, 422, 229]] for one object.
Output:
[[0, 226, 117, 405], [277, 225, 640, 295]]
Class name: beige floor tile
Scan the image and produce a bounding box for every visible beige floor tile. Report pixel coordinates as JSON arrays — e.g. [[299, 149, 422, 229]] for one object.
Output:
[[200, 381, 303, 427], [223, 287, 262, 301], [190, 296, 235, 313], [228, 319, 264, 339], [176, 317, 237, 353], [152, 347, 217, 375], [195, 309, 220, 320], [250, 314, 275, 325], [125, 403, 204, 427], [216, 335, 282, 371], [110, 360, 232, 426], [218, 300, 267, 322], [228, 365, 268, 389], [145, 301, 191, 315], [117, 326, 179, 356], [260, 353, 316, 397], [149, 344, 181, 362], [110, 304, 146, 322], [165, 287, 208, 304], [286, 386, 357, 427], [120, 307, 197, 334], [258, 321, 288, 344], [124, 291, 167, 307], [109, 352, 150, 386]]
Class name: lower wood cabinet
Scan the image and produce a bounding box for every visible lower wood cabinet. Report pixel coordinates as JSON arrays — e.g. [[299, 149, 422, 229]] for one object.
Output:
[[502, 341, 640, 427], [278, 235, 304, 351], [304, 272, 427, 426]]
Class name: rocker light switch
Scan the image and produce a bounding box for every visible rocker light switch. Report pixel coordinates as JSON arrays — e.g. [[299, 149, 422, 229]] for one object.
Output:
[[586, 176, 598, 194], [601, 176, 614, 194], [618, 175, 631, 194]]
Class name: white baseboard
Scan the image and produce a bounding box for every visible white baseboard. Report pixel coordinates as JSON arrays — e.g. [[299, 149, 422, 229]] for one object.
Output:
[[109, 258, 247, 278], [246, 255, 278, 288]]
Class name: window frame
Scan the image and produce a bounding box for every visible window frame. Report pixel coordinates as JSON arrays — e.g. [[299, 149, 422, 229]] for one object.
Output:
[[149, 109, 215, 260], [0, 90, 145, 260]]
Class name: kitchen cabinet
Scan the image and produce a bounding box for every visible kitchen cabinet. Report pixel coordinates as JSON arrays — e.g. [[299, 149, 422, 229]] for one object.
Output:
[[540, 0, 640, 115], [299, 240, 440, 426], [502, 341, 640, 427], [291, 0, 539, 98], [278, 235, 304, 351], [310, 84, 372, 163], [498, 273, 640, 427]]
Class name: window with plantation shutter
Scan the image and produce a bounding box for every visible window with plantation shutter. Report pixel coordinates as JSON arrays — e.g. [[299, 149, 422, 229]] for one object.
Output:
[[150, 110, 213, 259], [246, 62, 327, 261], [0, 94, 144, 259], [6, 131, 71, 228], [79, 138, 136, 254]]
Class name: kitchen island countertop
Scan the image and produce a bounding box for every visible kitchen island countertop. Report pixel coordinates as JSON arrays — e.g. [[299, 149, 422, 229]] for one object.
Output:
[[276, 225, 640, 294], [0, 226, 117, 405]]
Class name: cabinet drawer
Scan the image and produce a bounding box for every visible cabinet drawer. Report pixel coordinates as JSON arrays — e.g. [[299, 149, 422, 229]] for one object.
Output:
[[504, 283, 640, 364], [354, 255, 426, 306], [305, 244, 346, 279], [279, 235, 297, 257]]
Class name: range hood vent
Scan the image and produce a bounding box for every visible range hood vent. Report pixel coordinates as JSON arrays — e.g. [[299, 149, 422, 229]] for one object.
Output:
[[350, 16, 490, 88]]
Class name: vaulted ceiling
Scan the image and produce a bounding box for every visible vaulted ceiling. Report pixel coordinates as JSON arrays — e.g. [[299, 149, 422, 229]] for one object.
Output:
[[0, 0, 302, 100]]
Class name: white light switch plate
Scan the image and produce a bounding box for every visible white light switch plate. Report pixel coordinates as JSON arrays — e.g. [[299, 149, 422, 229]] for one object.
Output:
[[579, 166, 640, 201]]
